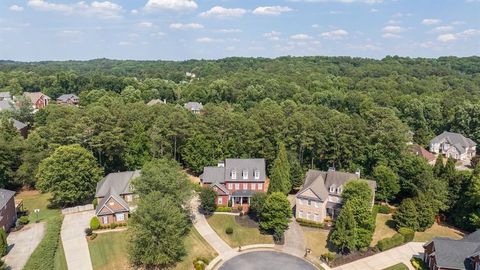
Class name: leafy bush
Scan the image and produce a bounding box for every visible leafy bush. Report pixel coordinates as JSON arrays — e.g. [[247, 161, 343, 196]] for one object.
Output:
[[84, 228, 93, 236], [410, 258, 428, 270], [0, 229, 6, 256], [237, 205, 243, 212], [225, 227, 233, 235], [111, 223, 118, 229], [320, 252, 336, 263], [23, 216, 63, 270], [376, 204, 391, 214], [215, 206, 232, 212], [92, 198, 98, 208], [296, 218, 324, 228], [90, 217, 100, 230], [90, 233, 97, 240], [398, 227, 415, 243], [18, 216, 30, 225], [200, 187, 217, 214], [193, 256, 210, 270], [377, 233, 404, 251]]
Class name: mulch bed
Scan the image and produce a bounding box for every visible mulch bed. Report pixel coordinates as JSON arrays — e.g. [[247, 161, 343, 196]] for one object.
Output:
[[328, 248, 378, 267], [235, 215, 260, 228]]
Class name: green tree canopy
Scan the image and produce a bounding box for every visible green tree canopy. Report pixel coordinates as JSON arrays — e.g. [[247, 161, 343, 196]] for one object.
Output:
[[373, 164, 399, 202], [259, 192, 292, 239], [268, 142, 291, 194]]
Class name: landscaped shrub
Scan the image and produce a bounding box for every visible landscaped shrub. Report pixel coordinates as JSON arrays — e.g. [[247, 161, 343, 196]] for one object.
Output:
[[215, 206, 232, 212], [237, 206, 243, 212], [225, 227, 233, 234], [296, 218, 324, 228], [377, 233, 404, 251], [111, 223, 118, 229], [398, 227, 415, 243], [193, 256, 210, 270], [376, 204, 391, 214], [92, 198, 98, 208], [320, 252, 336, 263], [89, 233, 97, 240], [410, 258, 428, 270], [23, 216, 63, 270], [84, 228, 93, 236], [18, 216, 30, 225], [0, 229, 7, 256], [90, 217, 100, 230]]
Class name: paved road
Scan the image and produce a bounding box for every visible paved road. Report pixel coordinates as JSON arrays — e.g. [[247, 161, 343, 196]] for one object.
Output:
[[219, 251, 317, 270], [191, 197, 233, 257], [3, 223, 46, 270], [332, 242, 424, 270], [61, 210, 95, 270]]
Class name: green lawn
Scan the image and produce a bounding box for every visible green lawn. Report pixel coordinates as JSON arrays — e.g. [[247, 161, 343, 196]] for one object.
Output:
[[206, 214, 273, 248], [303, 227, 330, 257], [383, 263, 409, 270], [88, 228, 217, 270], [372, 214, 397, 246]]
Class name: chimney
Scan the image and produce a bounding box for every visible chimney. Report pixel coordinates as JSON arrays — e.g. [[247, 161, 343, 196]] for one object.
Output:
[[217, 161, 225, 168], [355, 168, 361, 178]]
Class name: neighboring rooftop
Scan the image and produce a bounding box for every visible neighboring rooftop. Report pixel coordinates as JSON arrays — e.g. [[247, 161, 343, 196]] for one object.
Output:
[[95, 186, 130, 215], [184, 102, 203, 111], [95, 170, 140, 198], [410, 144, 436, 162], [11, 119, 27, 130], [0, 189, 15, 209], [427, 230, 480, 270], [0, 100, 14, 111], [57, 94, 79, 102], [24, 92, 50, 104], [147, 99, 167, 106], [431, 131, 476, 152]]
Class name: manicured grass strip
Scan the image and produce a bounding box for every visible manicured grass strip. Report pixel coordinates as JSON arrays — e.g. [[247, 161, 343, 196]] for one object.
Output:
[[16, 191, 60, 223], [383, 263, 409, 270], [54, 239, 68, 270], [24, 216, 63, 270], [206, 214, 273, 248]]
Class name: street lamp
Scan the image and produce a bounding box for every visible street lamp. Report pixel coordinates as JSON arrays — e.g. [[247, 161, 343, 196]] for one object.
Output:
[[34, 209, 40, 223]]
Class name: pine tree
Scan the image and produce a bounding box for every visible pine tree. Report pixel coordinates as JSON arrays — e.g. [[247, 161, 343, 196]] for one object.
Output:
[[393, 198, 419, 231], [329, 204, 357, 253], [442, 157, 456, 179], [268, 142, 291, 194], [432, 155, 444, 177]]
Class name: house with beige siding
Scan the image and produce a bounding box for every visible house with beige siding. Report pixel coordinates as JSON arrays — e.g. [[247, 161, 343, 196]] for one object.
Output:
[[295, 169, 376, 223]]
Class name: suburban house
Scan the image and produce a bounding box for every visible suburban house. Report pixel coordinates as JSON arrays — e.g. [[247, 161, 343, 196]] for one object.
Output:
[[23, 92, 51, 111], [56, 94, 79, 105], [95, 170, 140, 225], [410, 144, 436, 165], [0, 189, 17, 231], [200, 159, 267, 210], [11, 119, 28, 138], [295, 169, 376, 223], [0, 100, 14, 112], [184, 102, 203, 114], [430, 132, 477, 161], [147, 99, 167, 106], [423, 230, 480, 270], [0, 92, 11, 101]]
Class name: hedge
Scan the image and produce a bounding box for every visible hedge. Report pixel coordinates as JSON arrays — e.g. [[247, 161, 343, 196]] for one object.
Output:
[[398, 227, 415, 243], [23, 216, 63, 270], [296, 218, 324, 228], [215, 206, 232, 212], [376, 204, 391, 214], [377, 233, 404, 251], [410, 258, 428, 270]]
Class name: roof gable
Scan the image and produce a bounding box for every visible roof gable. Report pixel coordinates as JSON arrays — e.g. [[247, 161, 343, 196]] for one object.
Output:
[[95, 170, 140, 197]]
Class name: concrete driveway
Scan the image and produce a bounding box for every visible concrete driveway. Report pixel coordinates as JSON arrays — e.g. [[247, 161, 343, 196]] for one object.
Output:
[[219, 251, 317, 270], [61, 210, 94, 270], [3, 223, 46, 270]]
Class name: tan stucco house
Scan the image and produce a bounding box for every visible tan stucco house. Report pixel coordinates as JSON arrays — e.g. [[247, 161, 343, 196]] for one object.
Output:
[[295, 169, 376, 223]]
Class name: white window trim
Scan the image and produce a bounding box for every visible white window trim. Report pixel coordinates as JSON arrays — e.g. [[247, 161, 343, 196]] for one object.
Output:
[[254, 170, 260, 179], [227, 183, 233, 189], [102, 216, 108, 224], [116, 213, 125, 222], [251, 183, 256, 190], [257, 183, 263, 190], [243, 183, 248, 190], [217, 197, 222, 204], [243, 170, 248, 180], [235, 183, 240, 190], [231, 170, 237, 179]]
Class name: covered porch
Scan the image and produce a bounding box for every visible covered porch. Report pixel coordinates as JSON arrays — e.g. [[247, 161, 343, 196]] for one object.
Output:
[[230, 190, 256, 211], [326, 202, 342, 220]]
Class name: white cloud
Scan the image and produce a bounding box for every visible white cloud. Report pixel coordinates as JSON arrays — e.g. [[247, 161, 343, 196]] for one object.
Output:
[[252, 6, 293, 15], [431, 26, 454, 32], [196, 37, 222, 43], [287, 0, 383, 3], [144, 0, 197, 11], [290, 34, 313, 40], [382, 33, 400, 39], [170, 23, 203, 29], [216, 28, 242, 33], [422, 19, 441, 25], [437, 33, 456, 42], [27, 0, 123, 19], [138, 21, 154, 28], [320, 29, 349, 40], [382, 25, 406, 34], [263, 31, 281, 41], [370, 8, 379, 12], [9, 5, 24, 12], [437, 29, 480, 42], [199, 6, 247, 18], [131, 9, 138, 14]]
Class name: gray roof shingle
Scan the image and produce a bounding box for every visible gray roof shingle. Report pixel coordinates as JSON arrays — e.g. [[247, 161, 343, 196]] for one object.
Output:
[[95, 170, 140, 198], [431, 131, 476, 154], [184, 102, 203, 111], [0, 189, 15, 209], [12, 119, 27, 130], [200, 166, 225, 184], [57, 94, 79, 102], [200, 159, 267, 184], [0, 100, 14, 111], [95, 186, 130, 215]]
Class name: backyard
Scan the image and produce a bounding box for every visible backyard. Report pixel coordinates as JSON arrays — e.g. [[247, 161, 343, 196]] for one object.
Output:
[[206, 214, 274, 248], [372, 214, 397, 246], [88, 228, 217, 270]]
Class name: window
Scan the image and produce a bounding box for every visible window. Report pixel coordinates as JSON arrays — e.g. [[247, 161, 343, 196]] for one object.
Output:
[[235, 183, 240, 190], [116, 213, 125, 222], [243, 183, 248, 190], [231, 170, 237, 179], [243, 170, 248, 179], [336, 187, 342, 194], [314, 214, 319, 221], [102, 216, 108, 224], [308, 200, 312, 206], [251, 183, 256, 190], [314, 201, 319, 208], [227, 183, 233, 189], [299, 210, 304, 218], [125, 195, 133, 202], [254, 170, 260, 179], [258, 183, 263, 190], [217, 197, 222, 204], [329, 186, 335, 193]]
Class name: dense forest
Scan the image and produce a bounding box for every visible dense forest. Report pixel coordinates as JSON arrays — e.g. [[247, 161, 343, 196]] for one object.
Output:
[[1, 56, 480, 232]]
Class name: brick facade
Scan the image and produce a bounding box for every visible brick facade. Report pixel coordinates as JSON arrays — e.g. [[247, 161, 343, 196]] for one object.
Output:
[[0, 197, 17, 231]]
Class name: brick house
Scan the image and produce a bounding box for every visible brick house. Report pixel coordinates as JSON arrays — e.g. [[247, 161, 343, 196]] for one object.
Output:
[[95, 170, 140, 225], [423, 230, 480, 270], [23, 92, 50, 111], [295, 169, 376, 223], [200, 159, 267, 211], [0, 189, 17, 231], [56, 94, 79, 105]]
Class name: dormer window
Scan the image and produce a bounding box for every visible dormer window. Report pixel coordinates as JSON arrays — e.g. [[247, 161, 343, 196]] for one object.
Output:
[[336, 187, 342, 194], [231, 170, 237, 179], [242, 170, 248, 180], [329, 185, 335, 193], [254, 170, 260, 179]]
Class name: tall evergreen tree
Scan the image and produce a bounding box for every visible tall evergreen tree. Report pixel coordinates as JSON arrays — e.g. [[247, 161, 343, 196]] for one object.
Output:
[[373, 164, 399, 203], [432, 155, 444, 177], [268, 142, 291, 194], [393, 198, 419, 231], [442, 157, 456, 178], [329, 204, 357, 253]]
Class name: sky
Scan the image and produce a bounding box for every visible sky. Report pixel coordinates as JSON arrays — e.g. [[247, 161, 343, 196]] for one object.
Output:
[[0, 0, 479, 61]]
